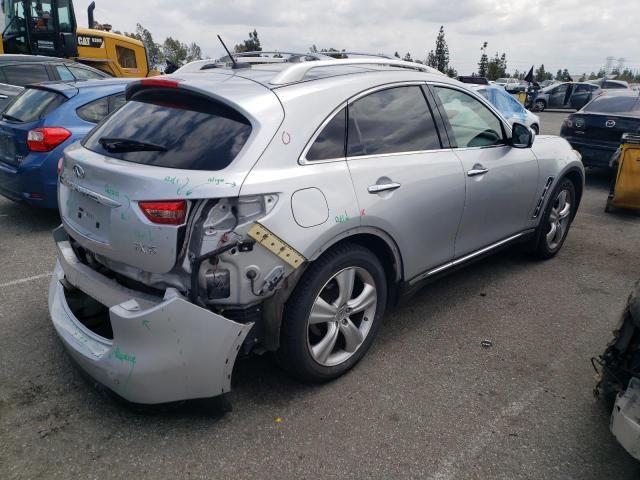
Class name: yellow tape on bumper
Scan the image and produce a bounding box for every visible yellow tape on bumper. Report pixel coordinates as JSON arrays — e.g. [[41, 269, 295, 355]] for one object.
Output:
[[248, 223, 305, 269]]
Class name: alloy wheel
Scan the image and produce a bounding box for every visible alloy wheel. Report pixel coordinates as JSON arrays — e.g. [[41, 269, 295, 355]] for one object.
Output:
[[306, 267, 377, 367], [546, 188, 572, 250]]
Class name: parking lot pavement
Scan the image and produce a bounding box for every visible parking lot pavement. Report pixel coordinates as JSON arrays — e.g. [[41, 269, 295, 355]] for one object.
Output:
[[2, 110, 640, 479]]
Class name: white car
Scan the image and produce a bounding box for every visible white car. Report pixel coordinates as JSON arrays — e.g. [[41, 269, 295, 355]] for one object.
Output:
[[471, 84, 541, 134]]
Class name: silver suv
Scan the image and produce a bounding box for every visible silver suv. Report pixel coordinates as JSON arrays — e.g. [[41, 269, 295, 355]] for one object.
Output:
[[50, 59, 585, 406]]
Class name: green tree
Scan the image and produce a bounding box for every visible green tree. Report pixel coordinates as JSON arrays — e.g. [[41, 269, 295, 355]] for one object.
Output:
[[186, 42, 202, 63], [588, 71, 597, 80], [134, 24, 163, 69], [486, 52, 507, 80], [162, 37, 188, 67], [430, 25, 451, 74], [403, 52, 413, 62], [578, 73, 587, 82], [234, 29, 261, 53], [477, 41, 489, 77], [535, 64, 552, 81], [394, 51, 400, 58]]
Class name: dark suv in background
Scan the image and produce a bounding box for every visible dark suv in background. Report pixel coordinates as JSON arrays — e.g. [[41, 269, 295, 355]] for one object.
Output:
[[0, 55, 109, 108]]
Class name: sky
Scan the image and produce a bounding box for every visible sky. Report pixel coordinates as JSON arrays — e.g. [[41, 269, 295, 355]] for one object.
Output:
[[74, 0, 638, 76]]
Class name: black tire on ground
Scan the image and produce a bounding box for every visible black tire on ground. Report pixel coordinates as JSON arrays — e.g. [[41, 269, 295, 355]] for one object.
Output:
[[534, 100, 546, 112], [277, 243, 387, 382], [531, 178, 576, 259]]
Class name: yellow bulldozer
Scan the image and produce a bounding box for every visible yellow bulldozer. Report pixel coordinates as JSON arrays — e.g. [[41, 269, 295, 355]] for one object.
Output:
[[1, 0, 155, 77]]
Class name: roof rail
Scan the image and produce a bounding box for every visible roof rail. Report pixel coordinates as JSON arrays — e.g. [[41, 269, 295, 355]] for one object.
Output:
[[219, 51, 333, 62], [321, 52, 395, 59], [269, 58, 442, 85]]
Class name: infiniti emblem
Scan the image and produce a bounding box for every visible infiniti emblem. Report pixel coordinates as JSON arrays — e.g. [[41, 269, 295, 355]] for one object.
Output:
[[72, 164, 85, 179], [605, 120, 616, 128]]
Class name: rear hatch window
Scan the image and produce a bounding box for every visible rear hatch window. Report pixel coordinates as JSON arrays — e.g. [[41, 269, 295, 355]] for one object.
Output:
[[2, 88, 67, 123], [83, 88, 252, 170], [584, 96, 640, 115]]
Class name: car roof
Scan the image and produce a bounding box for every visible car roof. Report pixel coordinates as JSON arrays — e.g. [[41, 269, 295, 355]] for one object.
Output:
[[173, 60, 446, 90], [0, 54, 76, 64]]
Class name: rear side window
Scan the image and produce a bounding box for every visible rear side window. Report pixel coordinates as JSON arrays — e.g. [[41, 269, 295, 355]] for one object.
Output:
[[583, 96, 640, 114], [77, 93, 126, 123], [3, 88, 66, 122], [306, 108, 346, 161], [347, 86, 441, 156], [77, 97, 109, 123], [83, 89, 252, 170], [1, 64, 49, 86]]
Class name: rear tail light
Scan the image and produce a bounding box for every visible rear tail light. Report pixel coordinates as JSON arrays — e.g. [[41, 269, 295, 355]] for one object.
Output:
[[139, 200, 187, 225], [27, 128, 71, 152]]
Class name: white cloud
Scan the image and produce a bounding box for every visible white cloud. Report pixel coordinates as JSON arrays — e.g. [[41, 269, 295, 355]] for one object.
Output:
[[74, 0, 639, 75]]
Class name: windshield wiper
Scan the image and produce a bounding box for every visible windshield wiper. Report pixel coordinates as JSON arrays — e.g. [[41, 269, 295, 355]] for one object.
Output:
[[99, 137, 168, 153], [1, 113, 23, 123]]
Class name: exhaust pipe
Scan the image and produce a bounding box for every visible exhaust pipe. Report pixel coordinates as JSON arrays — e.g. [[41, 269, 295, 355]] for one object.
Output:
[[87, 1, 96, 29]]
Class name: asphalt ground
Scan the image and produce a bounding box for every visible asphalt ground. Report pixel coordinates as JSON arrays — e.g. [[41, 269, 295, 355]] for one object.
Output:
[[2, 110, 640, 479]]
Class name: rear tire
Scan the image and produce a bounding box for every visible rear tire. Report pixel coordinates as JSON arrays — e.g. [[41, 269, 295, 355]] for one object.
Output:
[[277, 243, 387, 382], [531, 178, 576, 259], [534, 100, 546, 112]]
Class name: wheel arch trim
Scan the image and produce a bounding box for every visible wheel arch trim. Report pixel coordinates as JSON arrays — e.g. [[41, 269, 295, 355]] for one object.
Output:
[[308, 226, 404, 282]]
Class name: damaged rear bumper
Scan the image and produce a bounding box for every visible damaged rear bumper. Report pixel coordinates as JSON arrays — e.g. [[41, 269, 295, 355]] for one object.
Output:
[[48, 226, 253, 404]]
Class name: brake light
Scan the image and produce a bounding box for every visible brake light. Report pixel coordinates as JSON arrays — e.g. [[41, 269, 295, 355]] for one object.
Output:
[[140, 78, 181, 88], [27, 128, 71, 152], [139, 200, 187, 225]]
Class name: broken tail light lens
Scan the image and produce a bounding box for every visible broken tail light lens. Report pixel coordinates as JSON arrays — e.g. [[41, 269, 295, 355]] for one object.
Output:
[[139, 200, 187, 225], [27, 128, 71, 152]]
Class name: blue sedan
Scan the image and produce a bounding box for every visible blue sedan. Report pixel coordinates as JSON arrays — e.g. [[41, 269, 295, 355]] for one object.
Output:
[[0, 78, 134, 209]]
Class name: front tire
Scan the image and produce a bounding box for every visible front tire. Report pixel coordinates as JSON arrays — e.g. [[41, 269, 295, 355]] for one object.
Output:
[[534, 100, 546, 112], [531, 124, 540, 135], [278, 243, 387, 382], [532, 178, 576, 259]]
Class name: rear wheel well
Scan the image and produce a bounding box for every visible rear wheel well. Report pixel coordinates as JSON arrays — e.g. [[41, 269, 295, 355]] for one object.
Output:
[[330, 234, 402, 309]]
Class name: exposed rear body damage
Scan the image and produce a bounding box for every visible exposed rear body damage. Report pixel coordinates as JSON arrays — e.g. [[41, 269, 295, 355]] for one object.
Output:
[[49, 60, 584, 407]]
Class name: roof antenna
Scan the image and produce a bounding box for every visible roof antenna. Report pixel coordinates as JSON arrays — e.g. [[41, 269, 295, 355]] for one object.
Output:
[[217, 35, 249, 69]]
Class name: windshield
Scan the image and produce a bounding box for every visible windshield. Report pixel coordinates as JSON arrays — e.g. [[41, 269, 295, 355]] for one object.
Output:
[[583, 96, 640, 116]]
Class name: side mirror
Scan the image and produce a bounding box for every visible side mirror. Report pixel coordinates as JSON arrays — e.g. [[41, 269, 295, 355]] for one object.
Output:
[[511, 122, 534, 148]]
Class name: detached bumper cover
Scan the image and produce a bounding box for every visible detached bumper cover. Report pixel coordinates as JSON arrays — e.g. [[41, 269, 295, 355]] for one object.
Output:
[[611, 378, 640, 461], [48, 226, 253, 404]]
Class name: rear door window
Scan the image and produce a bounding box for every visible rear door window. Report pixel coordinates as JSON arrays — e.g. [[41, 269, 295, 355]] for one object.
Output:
[[347, 86, 441, 156], [583, 96, 640, 114], [83, 89, 252, 170], [3, 88, 66, 122], [55, 65, 75, 81], [1, 64, 50, 86], [67, 65, 106, 80]]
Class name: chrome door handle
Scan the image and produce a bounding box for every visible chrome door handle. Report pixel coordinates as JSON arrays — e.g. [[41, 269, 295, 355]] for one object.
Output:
[[467, 166, 489, 177], [368, 182, 401, 194]]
